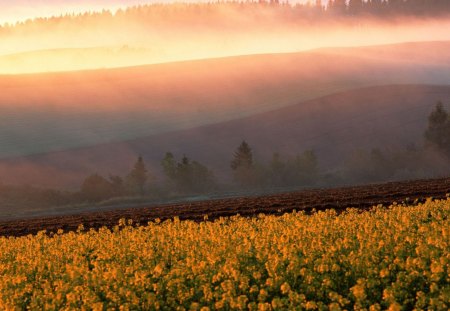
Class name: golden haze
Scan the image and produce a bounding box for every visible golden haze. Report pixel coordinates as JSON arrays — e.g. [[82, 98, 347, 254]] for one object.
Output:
[[1, 5, 450, 74]]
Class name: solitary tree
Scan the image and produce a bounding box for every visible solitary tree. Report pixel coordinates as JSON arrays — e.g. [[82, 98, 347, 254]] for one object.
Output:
[[161, 152, 177, 181], [231, 141, 253, 170], [425, 102, 450, 156], [127, 156, 148, 195], [231, 141, 256, 187]]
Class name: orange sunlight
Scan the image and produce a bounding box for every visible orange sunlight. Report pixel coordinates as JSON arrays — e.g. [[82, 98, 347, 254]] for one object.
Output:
[[1, 4, 450, 74]]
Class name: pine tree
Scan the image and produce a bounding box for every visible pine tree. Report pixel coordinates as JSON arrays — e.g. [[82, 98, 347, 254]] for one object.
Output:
[[231, 141, 256, 188], [127, 156, 148, 195], [230, 141, 253, 171], [424, 102, 450, 156], [161, 152, 177, 181]]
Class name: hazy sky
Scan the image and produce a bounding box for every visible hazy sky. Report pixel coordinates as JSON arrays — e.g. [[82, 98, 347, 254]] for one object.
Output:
[[0, 0, 308, 24]]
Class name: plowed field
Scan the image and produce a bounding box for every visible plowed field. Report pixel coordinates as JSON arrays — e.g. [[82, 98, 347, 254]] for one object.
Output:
[[1, 177, 449, 237]]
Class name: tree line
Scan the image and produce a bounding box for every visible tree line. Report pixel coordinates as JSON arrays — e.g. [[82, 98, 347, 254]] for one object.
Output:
[[77, 101, 450, 203], [77, 143, 320, 203], [2, 0, 449, 31], [327, 0, 450, 17], [0, 101, 449, 210]]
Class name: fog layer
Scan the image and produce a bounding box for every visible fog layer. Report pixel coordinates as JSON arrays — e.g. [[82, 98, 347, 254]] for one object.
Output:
[[1, 4, 450, 73]]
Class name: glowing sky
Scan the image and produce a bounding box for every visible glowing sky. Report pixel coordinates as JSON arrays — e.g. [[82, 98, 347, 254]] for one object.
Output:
[[0, 0, 308, 25]]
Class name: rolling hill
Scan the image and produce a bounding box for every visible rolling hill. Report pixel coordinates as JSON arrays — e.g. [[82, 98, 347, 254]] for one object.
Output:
[[1, 41, 450, 160], [1, 84, 449, 188]]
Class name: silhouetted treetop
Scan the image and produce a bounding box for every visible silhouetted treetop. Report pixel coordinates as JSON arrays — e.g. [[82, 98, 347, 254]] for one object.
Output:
[[231, 141, 253, 171], [425, 102, 450, 156], [127, 156, 148, 195], [2, 0, 449, 31], [161, 153, 216, 194]]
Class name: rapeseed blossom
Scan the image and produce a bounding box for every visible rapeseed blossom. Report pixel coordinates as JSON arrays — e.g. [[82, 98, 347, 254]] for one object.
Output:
[[0, 199, 449, 309]]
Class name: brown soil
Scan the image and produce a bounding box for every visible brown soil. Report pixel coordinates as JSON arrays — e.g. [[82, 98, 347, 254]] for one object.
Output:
[[1, 177, 449, 238]]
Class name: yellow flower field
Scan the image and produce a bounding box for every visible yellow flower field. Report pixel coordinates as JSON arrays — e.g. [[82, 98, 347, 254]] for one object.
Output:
[[1, 199, 449, 310]]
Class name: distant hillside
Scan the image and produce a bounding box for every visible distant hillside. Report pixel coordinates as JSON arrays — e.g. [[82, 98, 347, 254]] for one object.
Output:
[[1, 41, 450, 160], [0, 46, 157, 74], [1, 84, 449, 188]]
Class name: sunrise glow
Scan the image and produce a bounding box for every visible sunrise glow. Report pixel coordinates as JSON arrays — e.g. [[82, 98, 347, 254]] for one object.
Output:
[[1, 1, 450, 74], [1, 2, 450, 308]]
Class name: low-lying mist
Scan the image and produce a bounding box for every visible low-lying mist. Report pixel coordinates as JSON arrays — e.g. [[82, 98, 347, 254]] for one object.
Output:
[[1, 3, 450, 73], [1, 42, 450, 160]]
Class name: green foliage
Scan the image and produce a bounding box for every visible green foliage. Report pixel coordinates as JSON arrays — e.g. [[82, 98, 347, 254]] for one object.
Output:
[[290, 150, 319, 184], [342, 148, 394, 183], [80, 157, 148, 203], [161, 152, 177, 182], [425, 102, 450, 157], [108, 175, 125, 197], [126, 156, 148, 195], [0, 184, 76, 214], [231, 141, 259, 188], [267, 150, 319, 188], [339, 142, 450, 184], [162, 153, 216, 194], [269, 152, 286, 186], [80, 174, 116, 202], [231, 141, 253, 171]]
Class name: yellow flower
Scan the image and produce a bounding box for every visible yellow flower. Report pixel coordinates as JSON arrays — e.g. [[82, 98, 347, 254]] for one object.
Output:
[[280, 282, 291, 295]]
